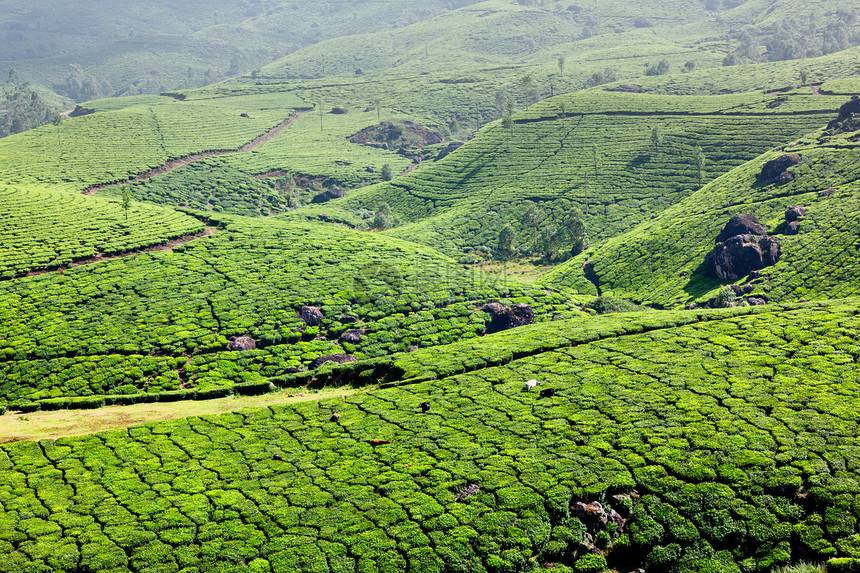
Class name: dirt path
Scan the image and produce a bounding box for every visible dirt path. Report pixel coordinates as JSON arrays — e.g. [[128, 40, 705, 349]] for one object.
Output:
[[0, 387, 363, 444], [83, 110, 311, 195], [10, 227, 218, 281]]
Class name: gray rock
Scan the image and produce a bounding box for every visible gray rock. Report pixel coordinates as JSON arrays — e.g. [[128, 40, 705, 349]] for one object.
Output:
[[299, 306, 324, 326], [228, 336, 256, 351]]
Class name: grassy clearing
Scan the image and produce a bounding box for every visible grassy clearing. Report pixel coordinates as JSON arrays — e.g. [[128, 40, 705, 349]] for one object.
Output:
[[0, 387, 363, 444]]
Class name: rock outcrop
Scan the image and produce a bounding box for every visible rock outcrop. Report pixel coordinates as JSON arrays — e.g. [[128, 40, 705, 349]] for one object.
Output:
[[310, 187, 345, 204], [706, 235, 781, 281], [299, 306, 324, 326], [705, 214, 780, 281], [715, 213, 767, 243], [758, 154, 801, 185], [339, 330, 364, 343], [480, 303, 535, 335], [310, 353, 357, 369], [228, 336, 256, 351], [785, 205, 806, 222]]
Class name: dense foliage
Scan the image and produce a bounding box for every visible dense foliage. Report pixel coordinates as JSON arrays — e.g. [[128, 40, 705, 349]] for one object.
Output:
[[3, 300, 860, 572], [0, 216, 578, 406]]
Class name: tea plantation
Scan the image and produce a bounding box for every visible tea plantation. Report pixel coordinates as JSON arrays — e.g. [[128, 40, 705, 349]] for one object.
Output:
[[0, 215, 581, 407], [302, 89, 847, 254], [3, 300, 860, 572], [544, 80, 860, 307], [0, 185, 204, 278]]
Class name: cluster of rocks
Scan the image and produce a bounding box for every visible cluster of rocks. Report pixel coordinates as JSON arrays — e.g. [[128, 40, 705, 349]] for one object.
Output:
[[480, 302, 535, 335], [704, 213, 780, 281], [826, 96, 860, 134], [566, 493, 636, 560], [784, 205, 806, 235]]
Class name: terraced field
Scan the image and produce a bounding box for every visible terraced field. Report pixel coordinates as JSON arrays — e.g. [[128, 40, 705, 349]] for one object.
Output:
[[297, 89, 847, 255], [0, 185, 204, 278], [0, 216, 580, 408], [109, 106, 415, 216], [3, 300, 860, 572], [544, 83, 860, 307], [0, 93, 301, 190]]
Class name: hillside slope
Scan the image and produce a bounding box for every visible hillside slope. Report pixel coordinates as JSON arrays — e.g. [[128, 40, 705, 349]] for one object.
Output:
[[292, 89, 846, 256], [544, 79, 860, 307], [0, 0, 484, 99]]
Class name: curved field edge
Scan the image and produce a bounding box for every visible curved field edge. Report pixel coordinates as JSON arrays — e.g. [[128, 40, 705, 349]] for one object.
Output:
[[3, 298, 860, 572]]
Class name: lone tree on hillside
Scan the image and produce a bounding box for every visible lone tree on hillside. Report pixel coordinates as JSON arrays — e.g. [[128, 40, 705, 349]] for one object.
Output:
[[521, 202, 546, 251], [121, 188, 133, 221], [51, 114, 64, 147], [651, 125, 663, 153], [566, 207, 589, 256], [381, 163, 393, 181], [557, 56, 566, 76], [695, 147, 706, 185]]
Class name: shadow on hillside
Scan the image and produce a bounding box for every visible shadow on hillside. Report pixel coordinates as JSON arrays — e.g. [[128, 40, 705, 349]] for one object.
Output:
[[681, 263, 721, 302]]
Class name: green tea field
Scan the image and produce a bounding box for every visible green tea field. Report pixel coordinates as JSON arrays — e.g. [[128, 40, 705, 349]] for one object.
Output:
[[3, 300, 860, 572]]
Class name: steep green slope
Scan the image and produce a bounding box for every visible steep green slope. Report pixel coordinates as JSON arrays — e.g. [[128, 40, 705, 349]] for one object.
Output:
[[4, 299, 860, 572], [0, 216, 579, 406], [101, 106, 414, 216], [295, 89, 845, 256], [544, 84, 860, 306]]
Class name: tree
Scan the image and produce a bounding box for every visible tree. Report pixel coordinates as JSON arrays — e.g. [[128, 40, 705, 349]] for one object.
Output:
[[521, 202, 546, 251], [381, 163, 393, 181], [496, 224, 516, 258], [694, 147, 706, 185], [121, 188, 133, 221], [557, 56, 566, 76], [799, 68, 809, 85], [370, 202, 398, 230], [651, 125, 663, 153], [645, 59, 670, 76], [566, 208, 589, 256], [502, 97, 515, 140], [51, 114, 64, 147], [0, 69, 52, 138], [537, 223, 565, 261]]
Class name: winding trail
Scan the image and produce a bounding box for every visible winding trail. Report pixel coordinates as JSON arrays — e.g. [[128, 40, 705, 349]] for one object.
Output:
[[83, 110, 311, 195], [10, 227, 218, 281]]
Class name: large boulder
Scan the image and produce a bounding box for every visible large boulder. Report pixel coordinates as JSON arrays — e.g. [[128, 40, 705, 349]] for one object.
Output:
[[340, 330, 364, 343], [310, 187, 345, 204], [310, 353, 357, 369], [706, 235, 781, 280], [299, 306, 324, 326], [758, 154, 801, 184], [481, 303, 535, 335], [229, 336, 256, 351], [785, 205, 806, 222], [715, 214, 767, 243]]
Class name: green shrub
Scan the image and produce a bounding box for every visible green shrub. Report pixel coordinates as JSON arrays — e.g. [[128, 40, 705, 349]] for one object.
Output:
[[573, 553, 607, 572]]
